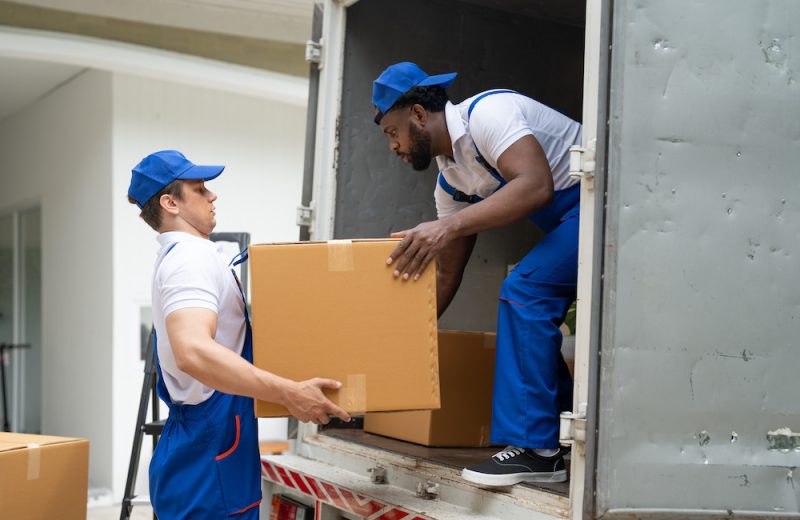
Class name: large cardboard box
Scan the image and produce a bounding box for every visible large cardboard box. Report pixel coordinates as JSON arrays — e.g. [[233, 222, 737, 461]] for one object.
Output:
[[250, 239, 440, 417], [0, 432, 89, 520], [365, 331, 496, 447]]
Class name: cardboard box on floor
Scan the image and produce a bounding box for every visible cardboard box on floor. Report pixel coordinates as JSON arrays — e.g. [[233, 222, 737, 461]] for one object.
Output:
[[365, 331, 496, 447], [249, 239, 440, 417], [0, 432, 89, 520], [365, 332, 578, 447]]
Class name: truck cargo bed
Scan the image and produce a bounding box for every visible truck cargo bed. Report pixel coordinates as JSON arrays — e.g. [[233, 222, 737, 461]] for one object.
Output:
[[321, 427, 570, 497]]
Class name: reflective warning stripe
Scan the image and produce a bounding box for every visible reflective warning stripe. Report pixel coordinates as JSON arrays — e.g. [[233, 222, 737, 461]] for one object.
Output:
[[261, 460, 432, 520]]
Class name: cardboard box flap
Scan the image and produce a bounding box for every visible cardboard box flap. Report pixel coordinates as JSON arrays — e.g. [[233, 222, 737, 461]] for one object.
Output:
[[0, 432, 81, 453]]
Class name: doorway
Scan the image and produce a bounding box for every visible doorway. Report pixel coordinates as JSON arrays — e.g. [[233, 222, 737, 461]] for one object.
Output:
[[0, 207, 42, 433]]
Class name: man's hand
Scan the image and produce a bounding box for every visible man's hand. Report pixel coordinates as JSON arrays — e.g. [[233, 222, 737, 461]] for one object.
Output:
[[282, 378, 352, 425], [387, 218, 454, 281]]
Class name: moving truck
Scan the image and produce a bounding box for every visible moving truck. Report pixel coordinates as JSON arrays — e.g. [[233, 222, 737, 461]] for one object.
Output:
[[260, 0, 800, 518]]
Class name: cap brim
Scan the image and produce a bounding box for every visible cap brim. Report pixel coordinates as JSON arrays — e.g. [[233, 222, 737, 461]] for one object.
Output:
[[178, 164, 225, 182], [418, 72, 457, 89]]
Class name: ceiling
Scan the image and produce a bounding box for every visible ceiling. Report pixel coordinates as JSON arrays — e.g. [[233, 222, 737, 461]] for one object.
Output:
[[5, 0, 316, 43], [0, 56, 83, 122], [0, 0, 316, 123]]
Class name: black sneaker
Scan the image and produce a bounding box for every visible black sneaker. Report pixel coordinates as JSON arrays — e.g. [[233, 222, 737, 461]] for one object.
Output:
[[461, 446, 567, 487]]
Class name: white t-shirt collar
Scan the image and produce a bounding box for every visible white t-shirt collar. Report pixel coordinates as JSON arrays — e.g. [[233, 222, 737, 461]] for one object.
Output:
[[443, 101, 467, 158], [157, 231, 223, 253]]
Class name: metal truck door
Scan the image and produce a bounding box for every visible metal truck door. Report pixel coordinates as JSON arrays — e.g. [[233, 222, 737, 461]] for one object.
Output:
[[594, 0, 800, 517]]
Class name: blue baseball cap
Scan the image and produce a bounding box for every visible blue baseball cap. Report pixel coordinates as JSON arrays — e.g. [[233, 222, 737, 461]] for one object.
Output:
[[128, 150, 224, 208], [372, 62, 457, 115]]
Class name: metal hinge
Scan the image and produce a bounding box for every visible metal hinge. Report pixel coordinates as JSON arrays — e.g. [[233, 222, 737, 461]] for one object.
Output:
[[568, 138, 596, 180], [305, 39, 322, 65], [559, 402, 587, 446], [296, 204, 314, 227]]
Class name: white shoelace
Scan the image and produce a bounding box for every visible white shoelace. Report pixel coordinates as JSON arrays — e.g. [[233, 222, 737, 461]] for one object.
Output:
[[493, 446, 525, 461]]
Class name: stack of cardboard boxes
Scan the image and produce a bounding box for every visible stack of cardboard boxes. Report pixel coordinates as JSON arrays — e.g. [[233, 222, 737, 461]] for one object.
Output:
[[249, 239, 500, 447], [249, 239, 576, 449]]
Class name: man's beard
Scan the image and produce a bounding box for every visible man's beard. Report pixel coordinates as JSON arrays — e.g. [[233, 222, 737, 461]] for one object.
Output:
[[407, 122, 433, 171]]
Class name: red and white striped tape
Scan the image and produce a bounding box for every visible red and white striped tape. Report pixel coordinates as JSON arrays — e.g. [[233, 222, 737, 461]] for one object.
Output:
[[262, 459, 432, 520]]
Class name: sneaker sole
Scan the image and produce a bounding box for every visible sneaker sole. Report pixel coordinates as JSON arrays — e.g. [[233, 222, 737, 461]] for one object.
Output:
[[461, 468, 567, 487]]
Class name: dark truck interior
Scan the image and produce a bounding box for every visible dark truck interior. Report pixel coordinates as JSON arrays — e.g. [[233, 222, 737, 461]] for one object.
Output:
[[322, 0, 587, 498]]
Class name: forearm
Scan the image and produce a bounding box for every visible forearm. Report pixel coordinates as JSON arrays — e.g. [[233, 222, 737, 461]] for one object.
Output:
[[443, 177, 551, 238], [176, 336, 292, 406], [437, 270, 462, 317], [436, 235, 476, 316]]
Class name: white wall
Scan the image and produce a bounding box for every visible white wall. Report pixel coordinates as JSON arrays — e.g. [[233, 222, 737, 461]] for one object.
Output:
[[0, 69, 114, 489], [111, 73, 306, 499]]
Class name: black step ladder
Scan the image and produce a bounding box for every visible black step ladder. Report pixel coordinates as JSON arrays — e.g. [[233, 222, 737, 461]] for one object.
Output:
[[120, 232, 250, 520]]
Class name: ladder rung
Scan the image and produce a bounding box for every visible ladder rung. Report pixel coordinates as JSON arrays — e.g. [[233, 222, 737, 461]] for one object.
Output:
[[142, 419, 165, 435], [129, 495, 152, 506]]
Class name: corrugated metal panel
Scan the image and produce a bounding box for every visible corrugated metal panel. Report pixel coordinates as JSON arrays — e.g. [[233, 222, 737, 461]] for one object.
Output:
[[597, 0, 800, 516]]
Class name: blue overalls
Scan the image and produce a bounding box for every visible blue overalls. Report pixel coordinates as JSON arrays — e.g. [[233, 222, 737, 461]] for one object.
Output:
[[438, 90, 578, 449], [149, 245, 262, 519]]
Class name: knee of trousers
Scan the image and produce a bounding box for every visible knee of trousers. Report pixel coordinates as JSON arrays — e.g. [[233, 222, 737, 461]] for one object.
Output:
[[501, 269, 573, 304]]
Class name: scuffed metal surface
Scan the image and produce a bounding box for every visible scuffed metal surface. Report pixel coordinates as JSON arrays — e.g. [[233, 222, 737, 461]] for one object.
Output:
[[768, 429, 800, 453], [597, 0, 800, 516]]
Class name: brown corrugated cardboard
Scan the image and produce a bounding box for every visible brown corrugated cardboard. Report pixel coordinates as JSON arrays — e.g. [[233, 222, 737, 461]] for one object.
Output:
[[365, 331, 496, 447], [0, 432, 89, 520], [250, 239, 440, 417]]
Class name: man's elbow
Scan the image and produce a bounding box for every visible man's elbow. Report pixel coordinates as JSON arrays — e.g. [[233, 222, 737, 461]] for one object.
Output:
[[173, 341, 203, 375], [537, 184, 554, 207]]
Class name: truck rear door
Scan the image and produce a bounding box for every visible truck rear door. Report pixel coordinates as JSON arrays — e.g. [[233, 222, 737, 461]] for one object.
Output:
[[592, 0, 800, 516]]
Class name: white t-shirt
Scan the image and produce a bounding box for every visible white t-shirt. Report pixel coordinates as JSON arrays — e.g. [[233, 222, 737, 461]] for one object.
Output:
[[434, 90, 582, 218], [151, 231, 246, 405]]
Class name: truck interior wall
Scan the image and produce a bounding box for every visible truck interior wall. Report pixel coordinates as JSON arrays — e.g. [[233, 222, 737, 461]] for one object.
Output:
[[334, 0, 585, 332]]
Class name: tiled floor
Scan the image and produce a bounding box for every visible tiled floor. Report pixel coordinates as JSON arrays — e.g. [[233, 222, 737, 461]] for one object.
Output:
[[87, 504, 153, 520]]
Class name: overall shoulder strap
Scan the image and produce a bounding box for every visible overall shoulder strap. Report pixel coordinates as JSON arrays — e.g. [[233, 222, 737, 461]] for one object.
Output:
[[229, 249, 249, 268], [466, 89, 518, 186], [438, 171, 484, 204], [154, 242, 179, 273]]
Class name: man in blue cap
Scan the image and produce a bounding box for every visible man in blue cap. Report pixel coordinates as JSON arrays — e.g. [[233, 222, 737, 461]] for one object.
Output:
[[128, 150, 351, 518], [373, 63, 581, 486]]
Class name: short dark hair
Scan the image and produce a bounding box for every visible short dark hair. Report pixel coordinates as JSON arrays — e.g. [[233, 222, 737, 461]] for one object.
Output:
[[374, 85, 449, 124], [128, 179, 184, 231]]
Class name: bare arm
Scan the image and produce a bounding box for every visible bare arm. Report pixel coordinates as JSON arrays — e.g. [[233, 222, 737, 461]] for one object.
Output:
[[389, 134, 553, 280], [436, 234, 477, 317], [166, 307, 351, 424]]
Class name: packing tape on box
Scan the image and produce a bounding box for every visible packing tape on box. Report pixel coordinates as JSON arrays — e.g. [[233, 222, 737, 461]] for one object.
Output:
[[327, 240, 354, 272], [342, 374, 367, 413], [483, 334, 496, 350], [26, 443, 41, 480]]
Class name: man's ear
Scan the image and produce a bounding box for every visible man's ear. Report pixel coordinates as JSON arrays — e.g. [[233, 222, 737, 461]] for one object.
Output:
[[160, 193, 180, 215], [411, 104, 428, 126]]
